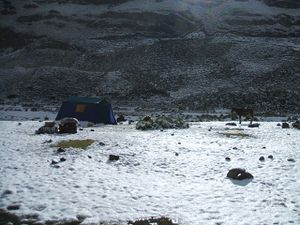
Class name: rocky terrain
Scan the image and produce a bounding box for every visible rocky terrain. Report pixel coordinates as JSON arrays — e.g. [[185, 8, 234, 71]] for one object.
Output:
[[0, 0, 300, 114]]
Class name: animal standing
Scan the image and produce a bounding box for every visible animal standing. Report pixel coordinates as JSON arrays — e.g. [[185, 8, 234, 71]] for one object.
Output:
[[231, 108, 254, 124]]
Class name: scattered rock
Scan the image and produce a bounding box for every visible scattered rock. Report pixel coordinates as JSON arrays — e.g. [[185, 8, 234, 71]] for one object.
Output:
[[287, 158, 295, 162], [171, 133, 174, 136], [178, 142, 181, 145], [225, 157, 231, 161], [99, 142, 105, 146], [90, 129, 95, 132], [7, 204, 21, 210], [226, 122, 237, 126], [259, 156, 265, 161], [175, 152, 179, 156], [88, 155, 92, 159], [43, 139, 52, 144], [57, 148, 65, 153], [282, 122, 290, 128], [2, 190, 13, 196], [268, 155, 274, 160], [109, 154, 120, 161], [232, 147, 238, 150], [60, 157, 66, 162], [262, 147, 266, 149], [79, 128, 83, 131], [227, 168, 254, 180], [18, 122, 22, 126], [248, 123, 260, 128], [52, 165, 60, 168], [277, 123, 281, 126], [51, 160, 59, 165]]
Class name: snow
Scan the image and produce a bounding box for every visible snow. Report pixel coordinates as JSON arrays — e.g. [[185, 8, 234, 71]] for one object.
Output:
[[0, 121, 300, 224]]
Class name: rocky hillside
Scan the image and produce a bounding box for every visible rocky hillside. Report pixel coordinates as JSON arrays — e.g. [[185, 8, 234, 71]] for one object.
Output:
[[0, 0, 300, 114]]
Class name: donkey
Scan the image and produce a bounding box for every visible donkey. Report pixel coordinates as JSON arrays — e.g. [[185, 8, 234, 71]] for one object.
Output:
[[231, 108, 254, 124]]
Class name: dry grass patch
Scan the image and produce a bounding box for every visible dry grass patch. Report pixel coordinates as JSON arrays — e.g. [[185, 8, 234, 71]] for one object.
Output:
[[54, 139, 95, 149]]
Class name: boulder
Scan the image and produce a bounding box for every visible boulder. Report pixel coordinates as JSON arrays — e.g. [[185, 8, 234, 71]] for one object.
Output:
[[268, 155, 274, 160], [227, 168, 253, 180], [259, 156, 265, 161], [225, 157, 231, 161]]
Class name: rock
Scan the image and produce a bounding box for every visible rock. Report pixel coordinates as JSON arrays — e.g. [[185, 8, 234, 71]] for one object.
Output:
[[171, 133, 174, 136], [262, 147, 266, 149], [227, 168, 254, 180], [175, 152, 179, 156], [178, 142, 181, 144], [226, 122, 237, 126], [268, 155, 274, 159], [99, 142, 105, 146], [90, 129, 95, 131], [282, 122, 290, 128], [57, 148, 65, 153], [79, 128, 83, 131], [53, 165, 60, 168], [287, 158, 295, 162], [51, 160, 59, 165], [18, 122, 22, 126], [248, 123, 260, 128], [7, 204, 21, 210], [225, 157, 231, 161], [2, 190, 13, 195], [232, 147, 238, 150], [259, 156, 265, 161], [109, 154, 120, 161], [88, 155, 92, 159], [60, 157, 66, 162], [277, 123, 281, 126]]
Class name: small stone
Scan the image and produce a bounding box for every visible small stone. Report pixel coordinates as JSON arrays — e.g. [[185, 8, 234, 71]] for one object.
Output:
[[2, 190, 13, 195], [282, 122, 290, 129], [160, 129, 164, 132], [51, 160, 59, 165], [287, 158, 295, 162], [171, 133, 174, 136], [232, 147, 238, 150], [7, 204, 21, 210], [225, 157, 231, 161], [53, 165, 60, 168], [90, 129, 95, 131], [277, 123, 281, 126], [57, 148, 65, 153], [60, 157, 66, 162], [18, 122, 22, 126], [88, 155, 92, 159], [99, 142, 105, 146], [262, 147, 266, 149], [175, 152, 179, 156], [259, 156, 265, 161], [268, 155, 274, 160], [178, 142, 181, 144], [79, 128, 83, 131], [109, 154, 120, 161]]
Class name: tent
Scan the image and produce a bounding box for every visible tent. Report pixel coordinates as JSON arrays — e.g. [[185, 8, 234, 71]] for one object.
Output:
[[56, 96, 117, 124]]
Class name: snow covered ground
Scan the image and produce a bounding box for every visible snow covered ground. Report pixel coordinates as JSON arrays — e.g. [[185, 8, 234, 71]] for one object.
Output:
[[0, 121, 299, 224]]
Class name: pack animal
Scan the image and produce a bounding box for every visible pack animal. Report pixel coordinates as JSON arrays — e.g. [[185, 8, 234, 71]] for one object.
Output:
[[231, 108, 254, 124]]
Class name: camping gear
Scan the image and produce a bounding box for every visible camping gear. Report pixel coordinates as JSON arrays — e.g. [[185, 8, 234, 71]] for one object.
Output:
[[36, 121, 58, 134], [56, 96, 117, 124], [59, 117, 79, 134]]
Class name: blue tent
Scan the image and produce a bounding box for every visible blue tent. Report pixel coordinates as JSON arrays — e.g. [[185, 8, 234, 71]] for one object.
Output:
[[56, 96, 117, 124]]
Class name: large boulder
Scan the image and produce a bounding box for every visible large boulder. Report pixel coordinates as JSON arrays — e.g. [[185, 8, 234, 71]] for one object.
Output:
[[227, 168, 254, 180]]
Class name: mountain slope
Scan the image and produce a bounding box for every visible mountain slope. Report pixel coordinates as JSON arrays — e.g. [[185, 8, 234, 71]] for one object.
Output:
[[0, 0, 300, 113]]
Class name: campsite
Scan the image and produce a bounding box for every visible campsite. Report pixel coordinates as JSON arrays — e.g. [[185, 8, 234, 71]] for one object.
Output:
[[0, 104, 300, 224]]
